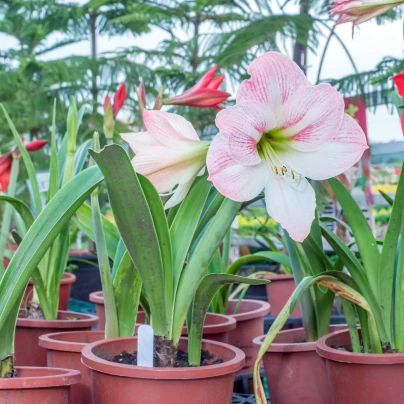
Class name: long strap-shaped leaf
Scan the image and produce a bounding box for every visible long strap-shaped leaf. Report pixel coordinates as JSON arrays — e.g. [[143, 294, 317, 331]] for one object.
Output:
[[188, 273, 269, 365], [378, 160, 404, 342], [89, 145, 170, 336], [172, 198, 241, 344], [170, 176, 212, 291], [329, 178, 380, 300], [0, 166, 103, 329], [0, 105, 42, 216], [74, 202, 120, 258]]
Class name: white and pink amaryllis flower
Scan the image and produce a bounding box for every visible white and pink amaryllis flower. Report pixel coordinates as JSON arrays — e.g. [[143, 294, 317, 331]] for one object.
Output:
[[121, 110, 210, 209], [330, 0, 404, 25], [207, 52, 368, 242]]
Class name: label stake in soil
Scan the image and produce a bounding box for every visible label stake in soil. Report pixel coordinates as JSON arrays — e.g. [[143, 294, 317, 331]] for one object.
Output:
[[138, 325, 154, 367]]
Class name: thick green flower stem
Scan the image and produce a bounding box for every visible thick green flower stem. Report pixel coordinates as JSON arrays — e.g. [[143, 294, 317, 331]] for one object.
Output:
[[0, 157, 19, 263], [0, 305, 20, 378]]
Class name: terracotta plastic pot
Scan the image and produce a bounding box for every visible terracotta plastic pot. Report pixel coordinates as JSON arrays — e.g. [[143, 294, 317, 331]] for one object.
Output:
[[89, 291, 146, 330], [254, 325, 347, 404], [0, 366, 80, 403], [23, 272, 76, 311], [317, 328, 404, 404], [264, 274, 301, 317], [135, 312, 237, 343], [39, 330, 104, 404], [15, 310, 98, 367], [82, 336, 245, 404], [226, 299, 271, 374]]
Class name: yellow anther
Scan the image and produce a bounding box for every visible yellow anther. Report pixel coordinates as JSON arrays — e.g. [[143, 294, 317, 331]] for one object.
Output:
[[281, 166, 287, 175], [274, 166, 279, 175], [291, 170, 295, 180]]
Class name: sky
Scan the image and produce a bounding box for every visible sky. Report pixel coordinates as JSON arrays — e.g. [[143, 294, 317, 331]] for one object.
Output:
[[0, 8, 403, 144]]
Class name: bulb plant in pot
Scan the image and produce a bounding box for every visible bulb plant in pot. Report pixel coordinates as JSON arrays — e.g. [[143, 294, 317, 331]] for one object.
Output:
[[0, 126, 105, 402], [81, 137, 269, 404], [0, 102, 98, 367], [253, 169, 404, 404]]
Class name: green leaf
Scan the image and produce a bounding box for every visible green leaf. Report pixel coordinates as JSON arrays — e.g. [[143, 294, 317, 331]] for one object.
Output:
[[329, 178, 380, 300], [113, 251, 142, 337], [0, 166, 103, 330], [74, 139, 92, 175], [379, 160, 404, 342], [170, 177, 211, 290], [379, 189, 394, 206], [321, 223, 389, 345], [172, 198, 241, 344], [47, 99, 59, 203], [188, 273, 269, 365], [0, 196, 35, 229], [74, 203, 119, 259], [89, 144, 168, 336], [0, 104, 42, 215], [284, 232, 317, 341]]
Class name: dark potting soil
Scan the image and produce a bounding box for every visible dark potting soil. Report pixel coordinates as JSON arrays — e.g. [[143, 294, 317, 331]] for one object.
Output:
[[110, 349, 224, 368]]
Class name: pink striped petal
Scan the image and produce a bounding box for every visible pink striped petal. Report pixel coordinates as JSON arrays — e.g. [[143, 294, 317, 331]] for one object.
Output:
[[277, 114, 368, 180], [121, 131, 160, 153], [237, 52, 308, 112], [277, 83, 344, 152], [133, 144, 208, 193], [143, 110, 200, 146], [207, 132, 267, 201], [216, 102, 277, 165], [265, 176, 316, 242]]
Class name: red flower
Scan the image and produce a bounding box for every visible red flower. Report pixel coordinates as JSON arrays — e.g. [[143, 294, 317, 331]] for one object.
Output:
[[0, 139, 48, 192], [103, 83, 127, 118], [164, 66, 231, 109], [391, 72, 404, 96]]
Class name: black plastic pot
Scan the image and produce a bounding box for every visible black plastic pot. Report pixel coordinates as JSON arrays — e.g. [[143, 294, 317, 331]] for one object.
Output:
[[68, 252, 100, 302]]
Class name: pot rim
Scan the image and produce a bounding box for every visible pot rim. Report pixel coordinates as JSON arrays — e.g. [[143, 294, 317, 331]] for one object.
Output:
[[227, 299, 270, 322], [253, 325, 348, 353], [17, 310, 98, 329], [253, 331, 316, 353], [89, 290, 104, 305], [81, 337, 245, 379], [0, 366, 80, 389], [181, 313, 236, 335], [39, 330, 105, 352], [28, 271, 76, 286], [263, 274, 294, 281], [316, 329, 404, 364]]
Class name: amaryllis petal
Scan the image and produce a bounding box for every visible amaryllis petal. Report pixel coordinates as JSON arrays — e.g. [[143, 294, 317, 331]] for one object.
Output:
[[207, 74, 225, 89], [277, 83, 344, 152], [265, 176, 316, 242], [121, 131, 160, 154], [207, 133, 267, 201], [330, 0, 401, 25], [164, 66, 230, 109], [216, 102, 276, 165], [134, 148, 207, 193], [277, 114, 368, 180], [164, 179, 195, 210], [391, 72, 404, 97], [113, 83, 127, 117], [143, 110, 200, 147], [25, 139, 48, 151], [237, 52, 308, 112]]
